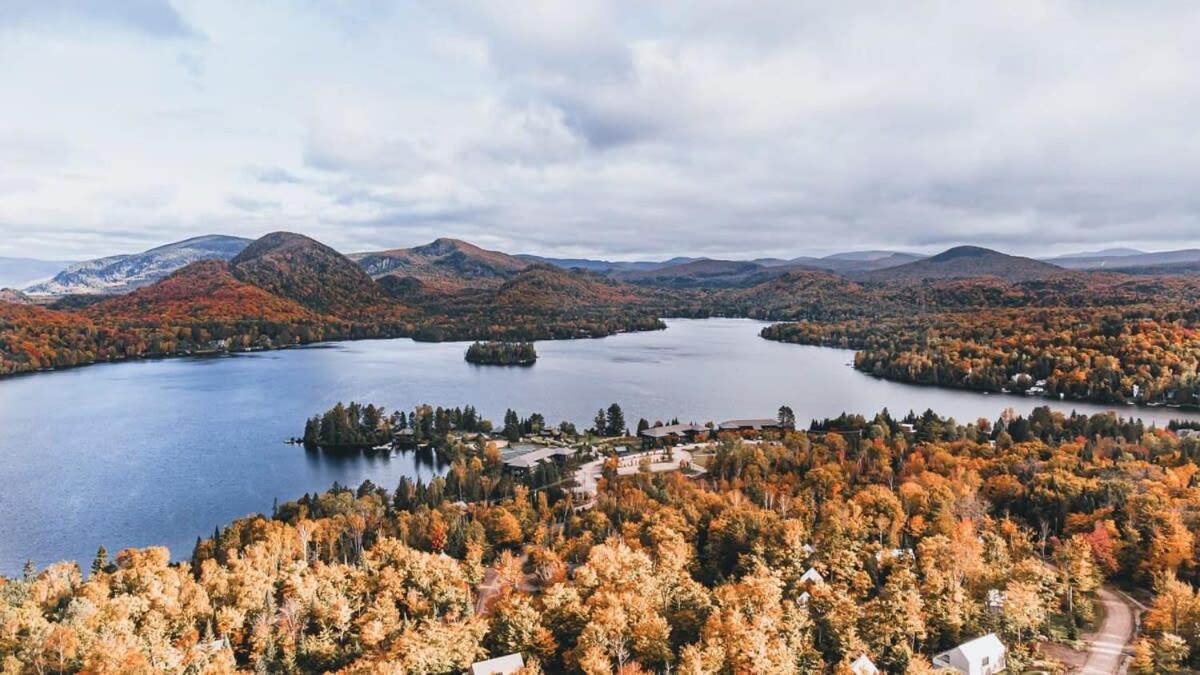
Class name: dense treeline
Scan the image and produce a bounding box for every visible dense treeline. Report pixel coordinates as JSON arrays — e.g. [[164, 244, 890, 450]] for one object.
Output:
[[14, 235, 1200, 392], [0, 300, 368, 376], [763, 305, 1200, 407], [6, 405, 1200, 672], [302, 402, 393, 449], [303, 402, 492, 450], [465, 341, 538, 366]]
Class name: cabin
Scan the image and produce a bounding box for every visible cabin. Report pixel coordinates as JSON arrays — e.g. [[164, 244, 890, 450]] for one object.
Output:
[[470, 653, 525, 675], [849, 654, 880, 675], [718, 418, 785, 433], [640, 422, 707, 447], [502, 446, 574, 474], [799, 567, 823, 585], [932, 633, 1006, 675]]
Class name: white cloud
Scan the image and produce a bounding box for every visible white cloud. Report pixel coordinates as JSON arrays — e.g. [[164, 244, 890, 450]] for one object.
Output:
[[1, 1, 1200, 259]]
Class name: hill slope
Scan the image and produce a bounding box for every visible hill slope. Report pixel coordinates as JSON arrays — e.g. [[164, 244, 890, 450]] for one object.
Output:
[[88, 260, 324, 323], [855, 246, 1067, 283], [490, 265, 648, 310], [351, 238, 530, 291], [231, 232, 386, 314], [25, 235, 250, 296]]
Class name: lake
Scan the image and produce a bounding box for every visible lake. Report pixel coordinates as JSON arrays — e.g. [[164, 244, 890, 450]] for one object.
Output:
[[0, 318, 1195, 573]]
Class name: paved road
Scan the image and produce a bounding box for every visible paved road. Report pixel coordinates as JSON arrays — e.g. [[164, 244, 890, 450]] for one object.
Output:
[[1080, 587, 1137, 674]]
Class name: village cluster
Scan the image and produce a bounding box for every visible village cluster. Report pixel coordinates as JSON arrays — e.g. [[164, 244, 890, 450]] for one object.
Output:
[[462, 417, 1008, 675]]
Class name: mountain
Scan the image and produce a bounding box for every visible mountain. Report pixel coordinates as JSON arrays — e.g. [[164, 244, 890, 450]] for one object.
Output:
[[231, 232, 386, 314], [0, 257, 73, 288], [1051, 248, 1145, 259], [489, 265, 647, 310], [607, 251, 926, 288], [795, 252, 926, 273], [1101, 260, 1200, 276], [523, 255, 705, 274], [855, 245, 1068, 283], [723, 269, 874, 319], [351, 238, 530, 291], [823, 250, 921, 262], [611, 259, 784, 287], [528, 251, 922, 276], [88, 260, 324, 323], [1050, 249, 1200, 270], [25, 235, 251, 296]]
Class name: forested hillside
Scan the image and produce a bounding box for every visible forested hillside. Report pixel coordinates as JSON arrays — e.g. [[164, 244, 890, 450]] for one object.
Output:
[[9, 232, 1200, 413], [3, 406, 1200, 672], [763, 304, 1200, 406], [0, 234, 669, 376]]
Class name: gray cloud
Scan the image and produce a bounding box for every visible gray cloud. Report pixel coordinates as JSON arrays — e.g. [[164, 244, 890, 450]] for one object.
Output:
[[4, 2, 1200, 260], [252, 167, 305, 185]]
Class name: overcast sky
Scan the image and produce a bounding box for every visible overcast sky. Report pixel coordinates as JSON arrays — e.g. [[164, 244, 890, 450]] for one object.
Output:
[[3, 1, 1200, 261]]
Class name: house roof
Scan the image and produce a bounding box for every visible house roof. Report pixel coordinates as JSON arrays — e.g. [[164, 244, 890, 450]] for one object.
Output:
[[936, 633, 1006, 664], [503, 446, 573, 469], [718, 418, 781, 430], [470, 653, 525, 675], [850, 654, 879, 675], [641, 423, 705, 438]]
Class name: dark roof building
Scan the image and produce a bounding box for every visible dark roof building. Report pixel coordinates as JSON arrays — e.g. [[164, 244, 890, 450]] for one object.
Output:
[[502, 446, 574, 472], [718, 418, 783, 431]]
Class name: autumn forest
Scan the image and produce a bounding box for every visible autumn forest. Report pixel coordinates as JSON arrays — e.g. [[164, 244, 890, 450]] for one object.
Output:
[[6, 234, 1200, 673]]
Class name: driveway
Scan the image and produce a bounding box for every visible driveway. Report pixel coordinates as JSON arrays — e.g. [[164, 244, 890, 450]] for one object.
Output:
[[1079, 587, 1137, 674]]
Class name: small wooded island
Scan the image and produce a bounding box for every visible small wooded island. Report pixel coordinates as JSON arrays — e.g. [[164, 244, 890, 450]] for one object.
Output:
[[464, 340, 537, 366]]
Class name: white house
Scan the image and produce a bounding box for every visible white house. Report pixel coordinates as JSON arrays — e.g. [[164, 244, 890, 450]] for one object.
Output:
[[470, 653, 525, 675], [799, 567, 824, 585], [933, 633, 1006, 675], [850, 654, 880, 675]]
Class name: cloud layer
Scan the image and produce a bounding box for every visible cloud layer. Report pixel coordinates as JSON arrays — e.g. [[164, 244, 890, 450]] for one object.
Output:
[[2, 1, 1200, 259]]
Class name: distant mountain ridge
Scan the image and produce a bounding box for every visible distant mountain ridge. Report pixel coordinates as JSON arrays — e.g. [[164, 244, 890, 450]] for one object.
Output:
[[1050, 248, 1145, 259], [25, 235, 251, 295], [1049, 249, 1200, 270], [602, 252, 924, 288], [527, 250, 922, 279], [0, 257, 74, 288], [855, 245, 1067, 283], [28, 233, 1200, 304]]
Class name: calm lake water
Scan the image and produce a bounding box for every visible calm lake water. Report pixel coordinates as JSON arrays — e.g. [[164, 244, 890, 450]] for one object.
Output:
[[0, 318, 1195, 573]]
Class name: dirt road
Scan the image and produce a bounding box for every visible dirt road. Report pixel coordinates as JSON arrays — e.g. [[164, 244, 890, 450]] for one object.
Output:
[[1079, 587, 1137, 675]]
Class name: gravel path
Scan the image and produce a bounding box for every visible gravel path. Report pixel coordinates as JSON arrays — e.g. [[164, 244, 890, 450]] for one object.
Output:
[[1080, 587, 1137, 675]]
